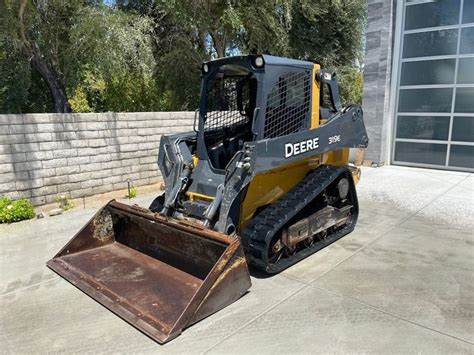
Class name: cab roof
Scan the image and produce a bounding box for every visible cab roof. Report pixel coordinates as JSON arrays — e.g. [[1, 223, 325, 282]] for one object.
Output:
[[207, 54, 315, 70], [262, 55, 315, 69]]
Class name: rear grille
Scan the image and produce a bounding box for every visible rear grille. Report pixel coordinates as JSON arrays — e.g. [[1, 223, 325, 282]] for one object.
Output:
[[264, 71, 311, 139]]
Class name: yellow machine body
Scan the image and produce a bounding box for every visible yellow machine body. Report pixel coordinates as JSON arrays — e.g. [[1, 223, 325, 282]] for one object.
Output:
[[239, 64, 355, 231]]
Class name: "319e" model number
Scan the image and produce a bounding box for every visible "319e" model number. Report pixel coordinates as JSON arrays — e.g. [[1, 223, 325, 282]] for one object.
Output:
[[328, 135, 341, 144]]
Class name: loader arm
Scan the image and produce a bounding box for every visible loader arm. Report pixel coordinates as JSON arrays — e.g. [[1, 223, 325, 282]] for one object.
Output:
[[252, 105, 367, 173]]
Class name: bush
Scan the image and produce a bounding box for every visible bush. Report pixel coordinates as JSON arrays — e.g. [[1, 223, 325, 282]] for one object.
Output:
[[126, 186, 137, 199], [55, 194, 74, 211], [336, 66, 364, 106], [0, 197, 35, 223]]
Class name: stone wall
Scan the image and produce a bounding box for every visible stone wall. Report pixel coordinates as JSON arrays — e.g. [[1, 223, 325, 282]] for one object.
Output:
[[362, 0, 396, 164], [0, 112, 194, 205]]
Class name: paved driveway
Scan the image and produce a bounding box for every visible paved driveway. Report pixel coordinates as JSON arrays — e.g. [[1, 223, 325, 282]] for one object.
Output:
[[1, 166, 473, 353]]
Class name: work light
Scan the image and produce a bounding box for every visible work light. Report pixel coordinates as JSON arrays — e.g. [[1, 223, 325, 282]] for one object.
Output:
[[254, 56, 264, 67]]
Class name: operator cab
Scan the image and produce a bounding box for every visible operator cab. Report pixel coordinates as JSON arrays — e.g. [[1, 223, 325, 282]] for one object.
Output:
[[198, 58, 260, 171], [197, 55, 318, 172]]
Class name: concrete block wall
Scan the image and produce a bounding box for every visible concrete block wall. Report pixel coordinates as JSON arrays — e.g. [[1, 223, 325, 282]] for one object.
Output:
[[362, 0, 396, 164], [0, 112, 194, 205]]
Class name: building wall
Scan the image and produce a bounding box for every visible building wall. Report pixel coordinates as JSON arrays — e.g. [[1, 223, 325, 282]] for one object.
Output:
[[363, 0, 474, 171], [0, 112, 194, 205], [390, 0, 474, 171], [362, 0, 397, 164]]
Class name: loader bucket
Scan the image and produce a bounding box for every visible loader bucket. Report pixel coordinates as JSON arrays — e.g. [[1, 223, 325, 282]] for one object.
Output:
[[46, 200, 251, 344]]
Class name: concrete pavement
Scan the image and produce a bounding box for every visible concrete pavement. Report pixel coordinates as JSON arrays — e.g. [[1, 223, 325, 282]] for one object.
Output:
[[1, 166, 473, 353]]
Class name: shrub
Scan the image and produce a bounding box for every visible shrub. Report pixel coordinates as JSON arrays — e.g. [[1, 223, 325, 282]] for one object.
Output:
[[0, 197, 35, 223], [55, 195, 74, 211], [126, 186, 137, 199], [336, 66, 364, 106]]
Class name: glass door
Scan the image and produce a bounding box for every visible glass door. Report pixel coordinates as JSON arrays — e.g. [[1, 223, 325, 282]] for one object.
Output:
[[392, 0, 474, 171]]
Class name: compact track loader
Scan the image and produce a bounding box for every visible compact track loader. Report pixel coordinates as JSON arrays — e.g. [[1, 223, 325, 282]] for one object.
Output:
[[48, 55, 368, 343]]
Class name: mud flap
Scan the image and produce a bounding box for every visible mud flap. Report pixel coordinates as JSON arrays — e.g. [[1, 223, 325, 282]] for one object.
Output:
[[46, 200, 251, 344]]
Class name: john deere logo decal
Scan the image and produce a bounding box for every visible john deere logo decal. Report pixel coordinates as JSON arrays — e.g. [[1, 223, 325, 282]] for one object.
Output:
[[285, 137, 319, 158]]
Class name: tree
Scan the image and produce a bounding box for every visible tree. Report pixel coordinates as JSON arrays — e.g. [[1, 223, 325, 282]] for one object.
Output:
[[0, 0, 367, 113], [142, 0, 366, 109], [1, 0, 158, 113], [148, 0, 293, 59], [289, 0, 366, 67], [4, 0, 80, 112], [131, 0, 295, 110], [66, 4, 159, 112]]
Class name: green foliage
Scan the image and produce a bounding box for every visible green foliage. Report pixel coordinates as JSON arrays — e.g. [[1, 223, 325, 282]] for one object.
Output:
[[235, 0, 294, 55], [69, 7, 162, 112], [55, 195, 74, 211], [337, 66, 364, 106], [126, 186, 137, 199], [289, 0, 367, 67], [1, 1, 160, 113], [0, 0, 366, 113], [69, 87, 93, 113], [0, 197, 35, 224], [0, 37, 54, 113]]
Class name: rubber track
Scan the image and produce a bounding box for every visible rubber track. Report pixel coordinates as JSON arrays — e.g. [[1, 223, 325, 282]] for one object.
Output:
[[242, 165, 358, 274]]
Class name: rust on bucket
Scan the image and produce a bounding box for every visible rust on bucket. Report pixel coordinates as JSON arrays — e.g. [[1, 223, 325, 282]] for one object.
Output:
[[47, 200, 251, 343]]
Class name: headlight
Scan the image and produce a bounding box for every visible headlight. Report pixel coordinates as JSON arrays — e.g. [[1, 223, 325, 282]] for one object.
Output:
[[254, 56, 264, 68], [203, 63, 209, 73]]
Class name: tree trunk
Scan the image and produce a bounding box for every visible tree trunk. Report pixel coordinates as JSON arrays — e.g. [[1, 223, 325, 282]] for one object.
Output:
[[210, 31, 225, 58], [27, 49, 71, 113], [18, 0, 71, 113]]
